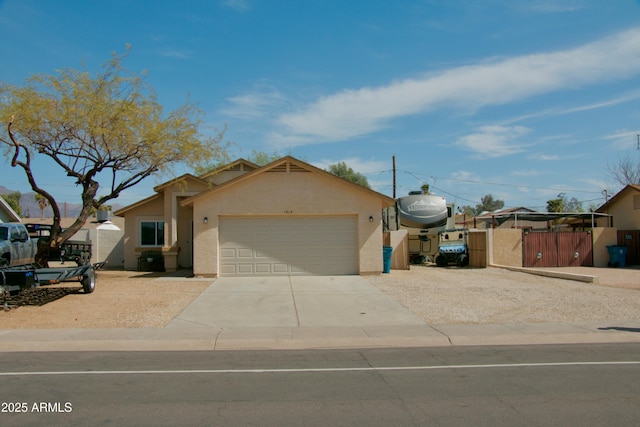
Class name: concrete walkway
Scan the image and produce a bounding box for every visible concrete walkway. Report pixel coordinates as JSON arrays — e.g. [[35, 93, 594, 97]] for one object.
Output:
[[1, 274, 640, 352]]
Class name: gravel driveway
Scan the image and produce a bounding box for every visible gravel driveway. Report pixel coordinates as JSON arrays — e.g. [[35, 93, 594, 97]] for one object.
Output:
[[1, 266, 639, 328]]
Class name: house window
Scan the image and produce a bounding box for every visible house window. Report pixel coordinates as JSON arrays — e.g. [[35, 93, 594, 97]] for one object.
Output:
[[140, 221, 164, 246], [634, 195, 640, 210]]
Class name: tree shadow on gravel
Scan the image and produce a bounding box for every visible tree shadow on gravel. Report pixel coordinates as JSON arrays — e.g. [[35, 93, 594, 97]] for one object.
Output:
[[2, 287, 82, 309]]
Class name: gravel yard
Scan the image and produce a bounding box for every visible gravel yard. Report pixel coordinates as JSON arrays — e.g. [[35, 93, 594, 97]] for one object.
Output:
[[368, 265, 640, 324], [1, 266, 639, 328], [0, 270, 211, 329]]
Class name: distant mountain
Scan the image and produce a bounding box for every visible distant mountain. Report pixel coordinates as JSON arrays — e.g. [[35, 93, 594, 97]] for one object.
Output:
[[0, 186, 123, 219]]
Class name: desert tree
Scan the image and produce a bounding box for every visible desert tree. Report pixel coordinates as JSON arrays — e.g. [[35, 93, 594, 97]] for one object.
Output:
[[460, 194, 505, 216], [546, 193, 583, 213], [607, 150, 640, 187], [0, 49, 228, 266], [34, 193, 48, 218], [0, 192, 22, 217], [326, 162, 371, 189]]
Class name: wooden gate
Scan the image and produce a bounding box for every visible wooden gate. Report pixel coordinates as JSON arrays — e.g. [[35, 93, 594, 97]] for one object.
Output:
[[468, 230, 487, 268], [523, 231, 593, 268], [617, 230, 640, 266]]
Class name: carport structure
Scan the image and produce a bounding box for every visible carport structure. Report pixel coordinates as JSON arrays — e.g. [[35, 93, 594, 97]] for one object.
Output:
[[475, 211, 614, 268]]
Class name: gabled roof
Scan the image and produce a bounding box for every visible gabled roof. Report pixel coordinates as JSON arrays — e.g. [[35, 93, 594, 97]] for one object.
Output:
[[153, 173, 207, 193], [113, 193, 161, 217], [181, 156, 396, 207], [113, 160, 258, 217], [0, 196, 21, 222], [596, 184, 640, 213], [198, 158, 259, 181]]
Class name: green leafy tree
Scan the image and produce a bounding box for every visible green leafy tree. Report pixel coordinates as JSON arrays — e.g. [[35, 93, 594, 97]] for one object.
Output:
[[460, 194, 505, 216], [0, 192, 22, 217], [0, 49, 228, 265], [326, 162, 370, 189], [248, 150, 284, 166], [421, 184, 430, 195], [546, 193, 583, 213]]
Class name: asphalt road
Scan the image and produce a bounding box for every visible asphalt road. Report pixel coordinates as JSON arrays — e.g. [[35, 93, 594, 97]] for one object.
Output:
[[1, 344, 640, 426]]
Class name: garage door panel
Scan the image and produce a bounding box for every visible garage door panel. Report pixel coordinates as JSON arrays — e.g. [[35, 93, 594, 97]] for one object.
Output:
[[237, 248, 254, 258], [220, 264, 237, 275], [238, 264, 254, 274], [220, 248, 237, 258], [255, 263, 271, 274], [219, 217, 357, 276]]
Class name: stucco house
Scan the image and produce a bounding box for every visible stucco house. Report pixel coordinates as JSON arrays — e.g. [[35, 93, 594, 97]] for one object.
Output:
[[596, 184, 640, 229], [114, 156, 395, 276], [595, 184, 640, 265]]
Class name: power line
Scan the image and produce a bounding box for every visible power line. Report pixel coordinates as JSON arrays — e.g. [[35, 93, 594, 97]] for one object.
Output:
[[405, 171, 604, 195]]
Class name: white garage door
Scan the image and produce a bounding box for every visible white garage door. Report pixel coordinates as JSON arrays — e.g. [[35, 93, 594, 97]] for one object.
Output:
[[219, 216, 358, 276]]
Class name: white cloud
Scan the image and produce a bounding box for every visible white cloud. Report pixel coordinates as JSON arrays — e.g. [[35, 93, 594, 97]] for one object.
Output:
[[455, 125, 530, 158], [511, 169, 541, 177], [529, 153, 561, 161], [449, 170, 480, 181], [222, 89, 287, 120], [604, 130, 640, 150], [219, 0, 250, 12], [272, 28, 640, 147]]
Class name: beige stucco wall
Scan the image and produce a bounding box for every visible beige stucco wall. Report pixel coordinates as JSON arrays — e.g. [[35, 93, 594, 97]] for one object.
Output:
[[121, 195, 165, 270], [191, 171, 386, 276], [592, 227, 618, 267], [600, 193, 640, 229], [490, 228, 522, 267]]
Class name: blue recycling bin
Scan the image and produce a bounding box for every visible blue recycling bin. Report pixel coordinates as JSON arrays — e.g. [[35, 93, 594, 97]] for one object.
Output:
[[607, 245, 628, 268], [382, 246, 393, 273]]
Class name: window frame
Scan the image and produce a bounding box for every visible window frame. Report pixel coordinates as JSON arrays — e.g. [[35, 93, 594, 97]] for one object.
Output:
[[139, 220, 165, 247]]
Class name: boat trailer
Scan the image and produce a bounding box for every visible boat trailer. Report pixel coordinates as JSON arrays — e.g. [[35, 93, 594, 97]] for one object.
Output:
[[0, 262, 104, 296]]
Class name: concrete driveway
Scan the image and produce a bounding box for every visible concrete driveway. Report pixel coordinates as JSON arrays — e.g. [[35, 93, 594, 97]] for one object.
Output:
[[166, 276, 426, 328]]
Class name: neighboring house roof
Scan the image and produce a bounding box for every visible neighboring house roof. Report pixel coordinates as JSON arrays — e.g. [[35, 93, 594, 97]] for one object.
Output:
[[24, 216, 125, 231], [0, 196, 21, 223], [113, 193, 162, 217], [596, 184, 640, 213], [181, 156, 396, 207]]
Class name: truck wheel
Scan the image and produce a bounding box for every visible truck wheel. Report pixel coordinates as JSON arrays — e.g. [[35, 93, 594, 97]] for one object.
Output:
[[435, 255, 448, 267], [81, 269, 96, 294], [0, 257, 8, 268]]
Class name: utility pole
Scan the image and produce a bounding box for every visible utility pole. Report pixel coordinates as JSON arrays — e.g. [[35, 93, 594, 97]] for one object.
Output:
[[392, 155, 396, 199]]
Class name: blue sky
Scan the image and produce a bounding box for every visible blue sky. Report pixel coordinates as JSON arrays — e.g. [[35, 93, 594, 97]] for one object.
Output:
[[2, 0, 640, 212]]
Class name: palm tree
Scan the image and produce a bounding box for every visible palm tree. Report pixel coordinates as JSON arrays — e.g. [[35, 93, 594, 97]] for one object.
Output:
[[35, 193, 48, 218]]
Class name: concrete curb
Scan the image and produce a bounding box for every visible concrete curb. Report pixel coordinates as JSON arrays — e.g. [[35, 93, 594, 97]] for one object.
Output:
[[1, 322, 640, 352], [492, 264, 598, 284]]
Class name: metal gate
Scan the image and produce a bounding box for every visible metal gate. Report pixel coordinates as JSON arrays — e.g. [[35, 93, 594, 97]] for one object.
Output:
[[617, 230, 640, 266], [523, 231, 593, 268]]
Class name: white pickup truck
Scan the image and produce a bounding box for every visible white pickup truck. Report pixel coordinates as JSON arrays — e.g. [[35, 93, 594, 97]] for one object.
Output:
[[0, 222, 38, 267]]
